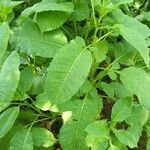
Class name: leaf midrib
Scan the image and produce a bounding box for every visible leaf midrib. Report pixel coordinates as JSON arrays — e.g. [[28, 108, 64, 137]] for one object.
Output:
[[54, 48, 88, 102]]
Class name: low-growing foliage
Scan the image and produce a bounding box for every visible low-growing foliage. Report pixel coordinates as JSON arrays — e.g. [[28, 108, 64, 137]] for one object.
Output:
[[0, 0, 150, 149]]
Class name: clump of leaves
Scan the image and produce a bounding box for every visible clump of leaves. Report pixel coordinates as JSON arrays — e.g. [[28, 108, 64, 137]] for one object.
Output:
[[0, 0, 150, 149]]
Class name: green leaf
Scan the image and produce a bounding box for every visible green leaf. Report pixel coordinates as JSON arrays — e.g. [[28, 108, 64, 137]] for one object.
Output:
[[90, 41, 108, 63], [13, 19, 67, 58], [75, 80, 94, 98], [147, 139, 150, 150], [0, 123, 22, 150], [113, 9, 150, 38], [9, 128, 33, 150], [100, 82, 114, 98], [59, 90, 102, 150], [113, 126, 142, 148], [142, 12, 150, 21], [36, 11, 71, 33], [110, 82, 132, 98], [0, 51, 20, 111], [111, 97, 132, 122], [109, 135, 128, 150], [108, 71, 117, 81], [0, 107, 19, 138], [125, 104, 149, 126], [31, 128, 56, 148], [18, 67, 34, 94], [117, 24, 149, 67], [112, 41, 137, 66], [120, 67, 150, 109], [29, 75, 45, 95], [23, 1, 74, 32], [109, 144, 120, 150], [0, 22, 10, 58], [0, 0, 22, 6], [85, 120, 109, 150], [34, 93, 51, 111], [69, 1, 90, 21], [22, 1, 73, 17], [0, 51, 10, 71], [0, 0, 22, 21], [45, 37, 92, 104]]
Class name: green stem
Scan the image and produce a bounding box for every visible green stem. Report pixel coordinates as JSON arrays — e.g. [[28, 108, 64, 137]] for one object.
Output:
[[91, 0, 97, 43]]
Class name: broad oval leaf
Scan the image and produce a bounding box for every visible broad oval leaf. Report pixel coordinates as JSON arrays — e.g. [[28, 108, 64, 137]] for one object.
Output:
[[120, 67, 150, 110], [22, 1, 73, 17], [113, 9, 150, 38], [9, 128, 33, 150], [45, 37, 92, 104], [0, 22, 10, 58], [13, 19, 67, 58], [0, 51, 20, 111], [0, 107, 19, 138], [33, 1, 73, 32], [36, 11, 71, 33], [111, 97, 132, 122], [31, 127, 56, 148], [118, 24, 149, 67], [23, 1, 74, 32]]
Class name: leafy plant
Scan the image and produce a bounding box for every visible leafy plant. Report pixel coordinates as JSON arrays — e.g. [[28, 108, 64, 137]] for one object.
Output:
[[0, 0, 150, 149]]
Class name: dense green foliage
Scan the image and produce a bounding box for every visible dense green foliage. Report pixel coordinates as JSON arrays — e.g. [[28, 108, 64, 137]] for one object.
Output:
[[0, 0, 150, 149]]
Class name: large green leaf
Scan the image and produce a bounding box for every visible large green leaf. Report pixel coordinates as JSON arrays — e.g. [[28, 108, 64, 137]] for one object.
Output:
[[111, 97, 132, 122], [13, 19, 67, 58], [112, 9, 150, 66], [45, 37, 92, 104], [113, 9, 150, 38], [22, 1, 73, 16], [31, 128, 56, 148], [120, 67, 150, 109], [113, 126, 142, 148], [59, 90, 102, 150], [9, 128, 33, 150], [118, 24, 149, 67], [0, 22, 10, 58], [36, 11, 71, 33], [0, 51, 20, 111], [22, 1, 73, 32], [0, 107, 19, 138]]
